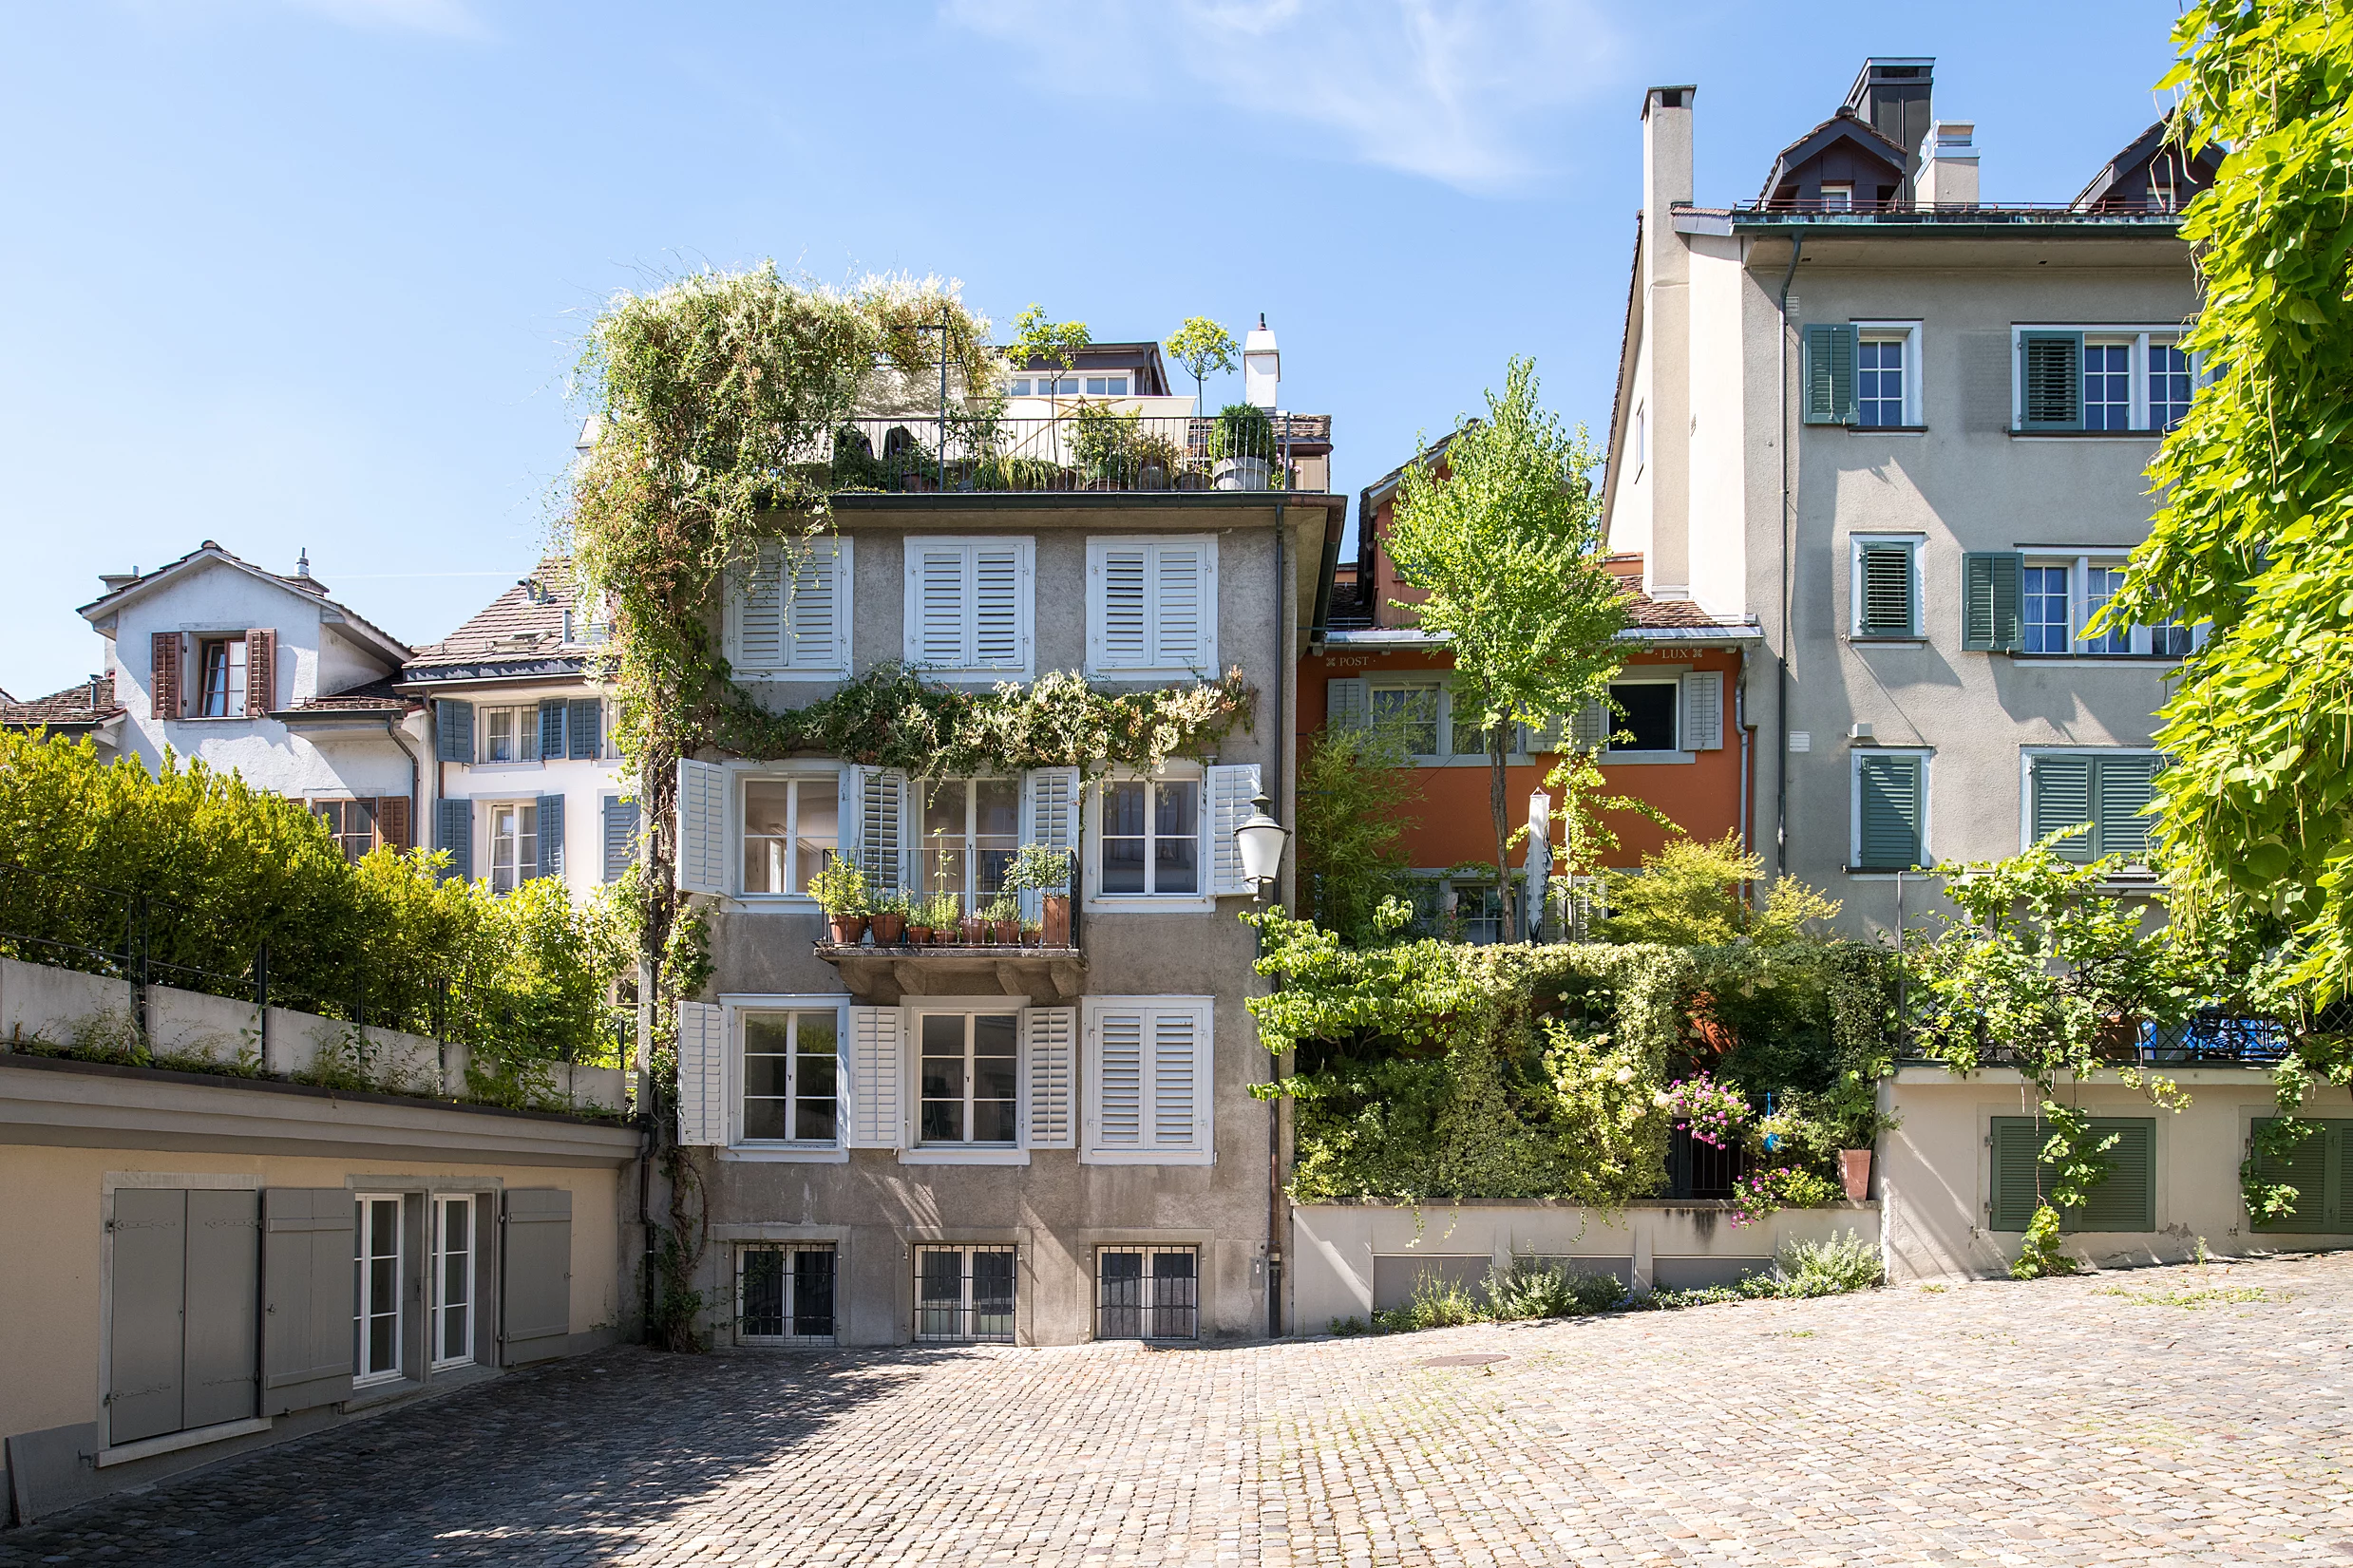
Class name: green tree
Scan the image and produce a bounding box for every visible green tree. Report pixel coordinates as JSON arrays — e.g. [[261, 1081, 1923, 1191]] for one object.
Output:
[[2105, 4, 2353, 993], [1007, 303, 1091, 405], [1598, 832, 1841, 946], [1296, 718, 1420, 944], [1386, 358, 1626, 940], [1165, 315, 1237, 414]]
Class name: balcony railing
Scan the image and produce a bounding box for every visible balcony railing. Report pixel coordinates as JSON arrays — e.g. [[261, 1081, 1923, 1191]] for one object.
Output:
[[826, 410, 1329, 495]]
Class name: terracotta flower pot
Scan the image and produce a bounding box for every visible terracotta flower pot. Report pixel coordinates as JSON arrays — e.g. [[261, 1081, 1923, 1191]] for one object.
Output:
[[906, 925, 933, 946], [1040, 893, 1072, 948], [960, 916, 988, 946], [1839, 1148, 1873, 1203], [871, 914, 907, 946], [993, 918, 1020, 945], [827, 915, 867, 947]]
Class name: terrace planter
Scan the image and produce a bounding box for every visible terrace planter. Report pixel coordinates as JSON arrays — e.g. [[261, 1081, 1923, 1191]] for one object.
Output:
[[871, 914, 907, 946], [960, 916, 989, 946], [827, 916, 868, 947], [1138, 462, 1168, 490], [993, 918, 1021, 945], [906, 925, 934, 946], [1213, 456, 1269, 491], [1040, 894, 1072, 948], [1839, 1148, 1873, 1202]]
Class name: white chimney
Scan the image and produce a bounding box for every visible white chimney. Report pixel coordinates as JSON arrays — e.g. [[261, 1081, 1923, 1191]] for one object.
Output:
[[1917, 122, 1979, 207], [1243, 313, 1280, 410], [295, 548, 312, 579], [576, 414, 604, 454]]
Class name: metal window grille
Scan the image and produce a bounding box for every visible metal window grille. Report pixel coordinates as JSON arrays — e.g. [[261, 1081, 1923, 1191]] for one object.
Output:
[[738, 1243, 838, 1344], [1096, 1247, 1198, 1341], [913, 1244, 1015, 1343]]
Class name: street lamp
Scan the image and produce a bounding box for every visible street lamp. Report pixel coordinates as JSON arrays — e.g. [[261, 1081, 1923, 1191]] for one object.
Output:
[[1234, 791, 1289, 898]]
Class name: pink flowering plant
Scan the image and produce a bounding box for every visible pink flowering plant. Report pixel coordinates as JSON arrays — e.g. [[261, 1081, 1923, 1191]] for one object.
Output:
[[1656, 1073, 1751, 1149], [1731, 1165, 1844, 1227]]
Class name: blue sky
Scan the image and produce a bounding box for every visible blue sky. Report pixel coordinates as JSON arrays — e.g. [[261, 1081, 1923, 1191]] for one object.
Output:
[[0, 0, 2183, 699]]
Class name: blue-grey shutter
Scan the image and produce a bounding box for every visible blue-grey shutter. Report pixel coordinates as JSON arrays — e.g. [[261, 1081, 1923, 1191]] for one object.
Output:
[[1326, 677, 1368, 730], [567, 698, 601, 760], [539, 700, 566, 762], [1857, 542, 1916, 635], [1989, 1118, 2043, 1232], [602, 796, 639, 882], [435, 799, 472, 883], [107, 1188, 187, 1444], [2093, 755, 2162, 862], [501, 1189, 572, 1365], [2074, 1119, 2155, 1232], [1961, 552, 2024, 652], [2031, 755, 2096, 860], [536, 793, 564, 880], [261, 1187, 353, 1415], [2020, 331, 2084, 430], [1855, 753, 1925, 869], [182, 1188, 260, 1430], [434, 698, 474, 764], [2249, 1118, 2340, 1233], [1802, 324, 1858, 425]]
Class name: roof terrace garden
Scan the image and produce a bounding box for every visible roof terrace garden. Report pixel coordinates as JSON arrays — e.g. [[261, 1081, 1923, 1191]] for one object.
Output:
[[826, 403, 1332, 495]]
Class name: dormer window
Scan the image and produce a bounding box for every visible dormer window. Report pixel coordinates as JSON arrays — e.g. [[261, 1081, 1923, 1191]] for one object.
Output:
[[197, 636, 247, 718], [1819, 182, 1854, 212]]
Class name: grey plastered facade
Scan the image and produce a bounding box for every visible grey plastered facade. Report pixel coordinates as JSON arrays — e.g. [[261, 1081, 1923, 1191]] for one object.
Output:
[[1606, 81, 2199, 937], [678, 490, 1341, 1347]]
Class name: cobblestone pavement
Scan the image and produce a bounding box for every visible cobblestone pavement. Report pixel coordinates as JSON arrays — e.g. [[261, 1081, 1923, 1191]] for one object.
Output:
[[7, 1251, 2351, 1567]]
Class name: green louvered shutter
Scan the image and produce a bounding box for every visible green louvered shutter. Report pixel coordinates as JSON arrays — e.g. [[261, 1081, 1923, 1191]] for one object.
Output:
[[1857, 542, 1916, 635], [434, 799, 472, 884], [2031, 754, 2096, 860], [434, 698, 474, 764], [2093, 755, 2162, 863], [2020, 331, 2083, 430], [1961, 552, 2024, 652], [1989, 1118, 2044, 1232], [539, 700, 567, 761], [2073, 1118, 2155, 1232], [2249, 1118, 2347, 1233], [568, 698, 602, 760], [1803, 324, 1859, 425], [1856, 752, 1925, 869]]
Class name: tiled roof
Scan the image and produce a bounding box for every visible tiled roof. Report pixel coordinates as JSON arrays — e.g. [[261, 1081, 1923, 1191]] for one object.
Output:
[[1756, 108, 1910, 204], [405, 557, 603, 669], [77, 540, 408, 661], [277, 675, 416, 715], [1, 675, 122, 728], [1603, 553, 1741, 631]]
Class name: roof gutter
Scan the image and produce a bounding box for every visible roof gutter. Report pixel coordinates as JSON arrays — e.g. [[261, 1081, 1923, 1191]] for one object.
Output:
[[1305, 499, 1345, 654]]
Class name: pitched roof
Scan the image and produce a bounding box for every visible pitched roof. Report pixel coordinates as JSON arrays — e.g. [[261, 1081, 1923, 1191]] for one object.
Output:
[[2074, 119, 2223, 212], [275, 675, 417, 716], [403, 557, 604, 675], [1, 675, 123, 730], [76, 540, 410, 664], [1756, 108, 1910, 204]]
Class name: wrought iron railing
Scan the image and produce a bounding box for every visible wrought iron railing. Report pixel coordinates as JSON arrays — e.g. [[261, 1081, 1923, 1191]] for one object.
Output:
[[1660, 1124, 1749, 1200], [825, 410, 1328, 494]]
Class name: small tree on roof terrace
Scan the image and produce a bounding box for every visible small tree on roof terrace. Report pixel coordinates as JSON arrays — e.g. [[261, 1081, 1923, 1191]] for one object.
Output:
[[1386, 356, 1626, 942]]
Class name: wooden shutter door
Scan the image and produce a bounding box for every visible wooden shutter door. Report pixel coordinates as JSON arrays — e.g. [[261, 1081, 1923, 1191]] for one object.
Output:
[[1961, 553, 2025, 652], [2031, 755, 2095, 860], [2020, 331, 2084, 430], [568, 698, 602, 760], [735, 541, 785, 671], [535, 793, 565, 879], [787, 538, 844, 670], [1988, 1118, 2042, 1232], [602, 796, 639, 882], [674, 1000, 727, 1145], [500, 1189, 573, 1365], [2075, 1119, 2155, 1231], [261, 1187, 353, 1415], [1018, 766, 1079, 921], [1149, 1007, 1203, 1157], [674, 758, 728, 895], [150, 632, 180, 718], [851, 767, 906, 893], [910, 544, 970, 668], [1093, 543, 1148, 669], [1151, 543, 1207, 670], [1326, 678, 1368, 730], [1679, 671, 1723, 751], [182, 1189, 260, 1429], [2249, 1117, 2333, 1233], [1569, 700, 1611, 751], [1802, 324, 1857, 425], [974, 544, 1023, 669], [1025, 1006, 1077, 1149], [435, 799, 472, 883], [435, 698, 474, 764], [1855, 753, 1923, 869], [108, 1188, 187, 1444], [243, 630, 275, 716], [1092, 1009, 1145, 1153], [376, 794, 411, 852], [2093, 755, 2162, 862], [1205, 763, 1262, 896], [539, 701, 567, 761], [845, 1006, 902, 1149], [1858, 543, 1914, 635]]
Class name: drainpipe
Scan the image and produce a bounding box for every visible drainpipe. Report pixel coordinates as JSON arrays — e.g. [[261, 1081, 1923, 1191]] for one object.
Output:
[[1268, 496, 1287, 1338], [383, 711, 422, 843], [1735, 646, 1753, 897], [1774, 232, 1805, 878]]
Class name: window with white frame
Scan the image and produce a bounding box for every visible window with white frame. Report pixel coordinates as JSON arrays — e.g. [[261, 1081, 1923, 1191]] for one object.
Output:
[[918, 1011, 1020, 1146], [917, 779, 1019, 916], [1099, 775, 1200, 897], [2025, 749, 2165, 864], [1603, 680, 1679, 752], [742, 1009, 841, 1143], [1362, 678, 1530, 764], [1086, 536, 1216, 676], [730, 537, 850, 676], [1854, 323, 1921, 427], [742, 777, 840, 897], [353, 1194, 403, 1386], [1633, 402, 1647, 476], [486, 802, 537, 894], [2016, 555, 2193, 657], [738, 1243, 837, 1344], [1850, 536, 1922, 638], [1819, 181, 1853, 211], [914, 1244, 1015, 1342], [1082, 996, 1212, 1164], [904, 537, 1033, 678], [196, 635, 248, 718], [2014, 328, 2202, 432], [479, 706, 541, 764], [430, 1195, 475, 1371]]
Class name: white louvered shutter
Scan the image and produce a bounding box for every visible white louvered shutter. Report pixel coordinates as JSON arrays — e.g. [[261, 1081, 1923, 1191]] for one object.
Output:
[[1152, 542, 1207, 670], [1326, 677, 1369, 730], [734, 542, 785, 671], [1093, 1008, 1145, 1152], [1205, 763, 1262, 896], [845, 766, 907, 894], [910, 543, 969, 668], [1094, 544, 1148, 669], [1025, 1006, 1076, 1149], [1018, 766, 1081, 921], [674, 1001, 728, 1145], [1525, 713, 1565, 753], [1679, 671, 1724, 751], [787, 537, 846, 671], [974, 543, 1024, 669], [1085, 999, 1210, 1163], [674, 758, 728, 895], [1151, 1009, 1201, 1152], [1569, 700, 1611, 752], [845, 1006, 902, 1148]]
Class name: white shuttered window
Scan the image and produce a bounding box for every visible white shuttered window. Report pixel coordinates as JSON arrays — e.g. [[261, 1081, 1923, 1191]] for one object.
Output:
[[1083, 997, 1213, 1164], [674, 759, 728, 895], [904, 537, 1033, 677], [675, 1001, 729, 1145], [1087, 537, 1217, 676], [731, 538, 851, 675]]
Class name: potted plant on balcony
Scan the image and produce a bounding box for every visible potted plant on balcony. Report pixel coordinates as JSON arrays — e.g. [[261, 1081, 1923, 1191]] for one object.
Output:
[[1007, 843, 1074, 948], [869, 888, 908, 947], [917, 892, 962, 944], [806, 856, 870, 947], [982, 893, 1022, 946], [1209, 402, 1274, 491]]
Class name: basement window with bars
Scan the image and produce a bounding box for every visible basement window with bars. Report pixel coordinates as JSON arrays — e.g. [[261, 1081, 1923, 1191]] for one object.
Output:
[[1096, 1247, 1199, 1341], [738, 1243, 838, 1344], [1850, 537, 1922, 638], [914, 1244, 1016, 1343]]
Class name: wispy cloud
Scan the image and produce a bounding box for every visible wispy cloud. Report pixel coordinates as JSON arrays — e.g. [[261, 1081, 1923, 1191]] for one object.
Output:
[[941, 0, 1618, 193], [281, 0, 487, 38]]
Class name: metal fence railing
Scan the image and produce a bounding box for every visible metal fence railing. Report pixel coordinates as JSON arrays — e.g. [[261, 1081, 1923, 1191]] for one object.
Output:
[[827, 410, 1326, 494]]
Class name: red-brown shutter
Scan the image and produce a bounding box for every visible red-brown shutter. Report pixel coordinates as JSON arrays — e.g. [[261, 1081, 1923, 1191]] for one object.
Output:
[[150, 633, 180, 718], [375, 795, 411, 852], [245, 630, 275, 717]]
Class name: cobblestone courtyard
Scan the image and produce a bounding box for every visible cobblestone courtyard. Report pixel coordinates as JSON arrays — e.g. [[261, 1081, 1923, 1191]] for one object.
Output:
[[5, 1252, 2348, 1567]]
